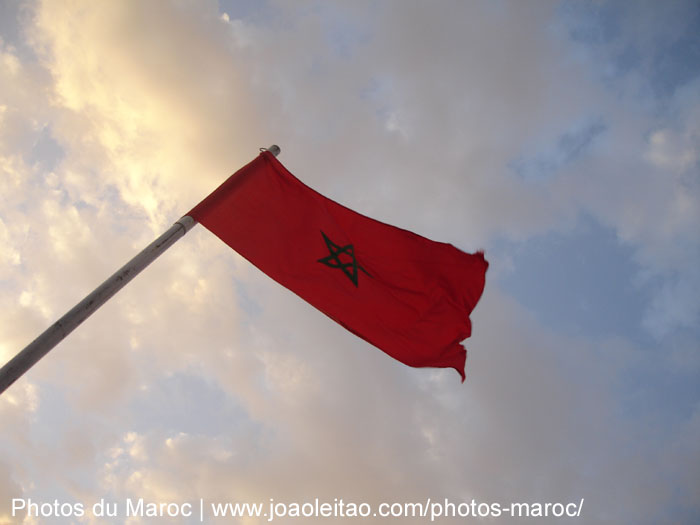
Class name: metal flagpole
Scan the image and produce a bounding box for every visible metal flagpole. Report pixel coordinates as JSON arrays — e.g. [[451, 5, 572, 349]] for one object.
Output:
[[0, 145, 280, 395]]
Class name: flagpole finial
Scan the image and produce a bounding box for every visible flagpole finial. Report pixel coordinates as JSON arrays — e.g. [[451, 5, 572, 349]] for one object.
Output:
[[263, 145, 281, 157]]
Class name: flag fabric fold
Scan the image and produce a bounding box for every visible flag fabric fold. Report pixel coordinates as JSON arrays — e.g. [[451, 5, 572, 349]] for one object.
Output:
[[189, 151, 488, 381]]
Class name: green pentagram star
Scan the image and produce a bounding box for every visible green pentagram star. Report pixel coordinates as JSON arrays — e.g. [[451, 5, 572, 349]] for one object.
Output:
[[317, 231, 370, 287]]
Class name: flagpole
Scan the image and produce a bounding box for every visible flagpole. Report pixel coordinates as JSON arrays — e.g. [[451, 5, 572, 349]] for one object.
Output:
[[0, 145, 280, 395]]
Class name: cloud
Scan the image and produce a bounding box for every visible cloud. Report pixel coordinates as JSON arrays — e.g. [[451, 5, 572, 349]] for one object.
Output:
[[0, 1, 698, 524]]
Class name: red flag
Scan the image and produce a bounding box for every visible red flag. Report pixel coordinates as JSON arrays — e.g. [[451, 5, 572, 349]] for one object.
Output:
[[189, 151, 488, 381]]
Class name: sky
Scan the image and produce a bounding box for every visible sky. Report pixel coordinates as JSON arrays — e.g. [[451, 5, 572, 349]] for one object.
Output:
[[0, 0, 699, 523]]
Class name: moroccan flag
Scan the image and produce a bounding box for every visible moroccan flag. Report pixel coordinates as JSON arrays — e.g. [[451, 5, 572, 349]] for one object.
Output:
[[189, 151, 488, 380]]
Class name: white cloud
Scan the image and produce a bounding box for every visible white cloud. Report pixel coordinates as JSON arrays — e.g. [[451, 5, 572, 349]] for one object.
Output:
[[647, 129, 698, 174], [0, 1, 698, 523]]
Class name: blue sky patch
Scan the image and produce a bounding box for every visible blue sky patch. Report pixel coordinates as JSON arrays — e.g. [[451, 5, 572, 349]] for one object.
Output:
[[495, 214, 651, 344]]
